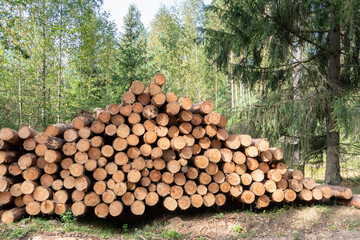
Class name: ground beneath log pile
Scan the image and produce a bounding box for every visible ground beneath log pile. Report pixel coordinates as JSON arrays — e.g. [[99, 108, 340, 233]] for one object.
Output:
[[1, 204, 360, 240]]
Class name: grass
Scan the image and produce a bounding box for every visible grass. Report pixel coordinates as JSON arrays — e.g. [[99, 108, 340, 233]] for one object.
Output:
[[0, 215, 168, 240]]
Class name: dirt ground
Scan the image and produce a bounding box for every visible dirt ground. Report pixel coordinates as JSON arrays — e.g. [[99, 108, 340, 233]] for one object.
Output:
[[3, 203, 360, 240]]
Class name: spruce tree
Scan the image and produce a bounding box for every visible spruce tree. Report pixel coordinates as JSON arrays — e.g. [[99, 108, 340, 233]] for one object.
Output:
[[204, 0, 360, 184], [118, 5, 147, 87]]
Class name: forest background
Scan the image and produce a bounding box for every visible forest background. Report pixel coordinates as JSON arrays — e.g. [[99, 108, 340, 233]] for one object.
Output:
[[1, 0, 359, 184]]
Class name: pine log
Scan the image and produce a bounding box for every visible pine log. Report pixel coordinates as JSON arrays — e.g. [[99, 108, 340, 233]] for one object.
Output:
[[45, 124, 72, 137], [191, 101, 213, 115], [0, 128, 21, 145]]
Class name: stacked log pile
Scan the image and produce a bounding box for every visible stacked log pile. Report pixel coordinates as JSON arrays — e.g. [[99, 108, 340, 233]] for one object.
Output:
[[0, 74, 355, 224]]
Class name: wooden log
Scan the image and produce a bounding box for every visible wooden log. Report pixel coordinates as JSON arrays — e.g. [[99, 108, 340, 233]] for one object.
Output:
[[264, 180, 277, 193], [271, 189, 285, 202], [276, 178, 288, 190], [71, 190, 85, 202], [208, 182, 219, 194], [102, 189, 116, 204], [199, 137, 211, 149], [179, 110, 193, 122], [190, 194, 203, 208], [251, 139, 269, 152], [46, 137, 65, 151], [130, 80, 145, 95], [229, 185, 243, 197], [143, 105, 158, 120], [0, 128, 21, 145], [55, 203, 69, 215], [336, 194, 360, 209], [251, 169, 265, 182], [205, 124, 217, 137], [0, 151, 19, 164], [72, 116, 91, 130], [301, 178, 315, 190], [288, 179, 303, 192], [14, 196, 25, 208], [109, 201, 123, 217], [220, 148, 232, 162], [267, 169, 282, 182], [241, 173, 252, 186], [71, 201, 87, 216], [165, 92, 177, 103], [165, 102, 180, 116], [205, 162, 219, 175], [63, 129, 79, 142], [45, 124, 72, 137], [309, 189, 323, 202], [75, 176, 90, 191], [8, 182, 20, 195], [288, 169, 304, 180], [0, 191, 12, 206], [191, 100, 213, 115], [54, 190, 69, 204], [111, 115, 125, 126], [0, 164, 8, 176], [213, 171, 225, 183], [192, 126, 205, 139], [256, 195, 270, 208], [23, 138, 37, 151], [26, 201, 41, 215], [138, 93, 151, 105], [260, 151, 272, 162], [44, 150, 62, 163], [8, 163, 22, 176], [74, 152, 88, 164], [20, 181, 37, 195], [219, 181, 231, 193], [246, 157, 259, 171], [106, 104, 120, 115], [197, 185, 208, 196], [269, 148, 284, 161], [250, 182, 265, 196], [178, 97, 192, 110], [122, 91, 136, 104], [78, 127, 92, 139], [119, 103, 133, 117], [238, 134, 252, 147], [101, 145, 114, 158], [233, 151, 246, 165], [240, 190, 255, 204], [0, 139, 12, 150], [18, 153, 37, 170], [298, 189, 313, 201], [122, 192, 135, 206], [215, 193, 226, 206], [62, 142, 77, 156], [22, 167, 41, 181], [18, 126, 37, 139], [313, 184, 333, 199], [151, 93, 166, 107], [320, 184, 352, 200], [90, 121, 105, 134], [225, 135, 241, 150], [177, 195, 191, 210], [245, 146, 258, 158], [84, 192, 100, 207], [41, 200, 55, 214], [105, 124, 117, 136], [88, 147, 101, 160], [33, 186, 52, 202]]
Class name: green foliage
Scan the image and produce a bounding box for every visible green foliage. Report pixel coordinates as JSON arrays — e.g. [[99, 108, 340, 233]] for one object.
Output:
[[161, 228, 183, 240], [60, 210, 77, 224]]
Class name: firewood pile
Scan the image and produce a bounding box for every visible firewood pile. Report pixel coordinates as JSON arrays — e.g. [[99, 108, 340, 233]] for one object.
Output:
[[0, 74, 354, 224]]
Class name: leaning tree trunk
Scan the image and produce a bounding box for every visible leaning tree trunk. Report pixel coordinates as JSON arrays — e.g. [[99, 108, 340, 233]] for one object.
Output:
[[325, 15, 341, 185]]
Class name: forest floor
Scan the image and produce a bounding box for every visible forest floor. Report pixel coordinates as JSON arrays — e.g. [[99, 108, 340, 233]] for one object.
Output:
[[1, 179, 360, 240]]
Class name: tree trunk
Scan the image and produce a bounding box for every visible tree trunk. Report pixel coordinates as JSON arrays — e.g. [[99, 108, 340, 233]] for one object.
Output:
[[325, 14, 341, 185]]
